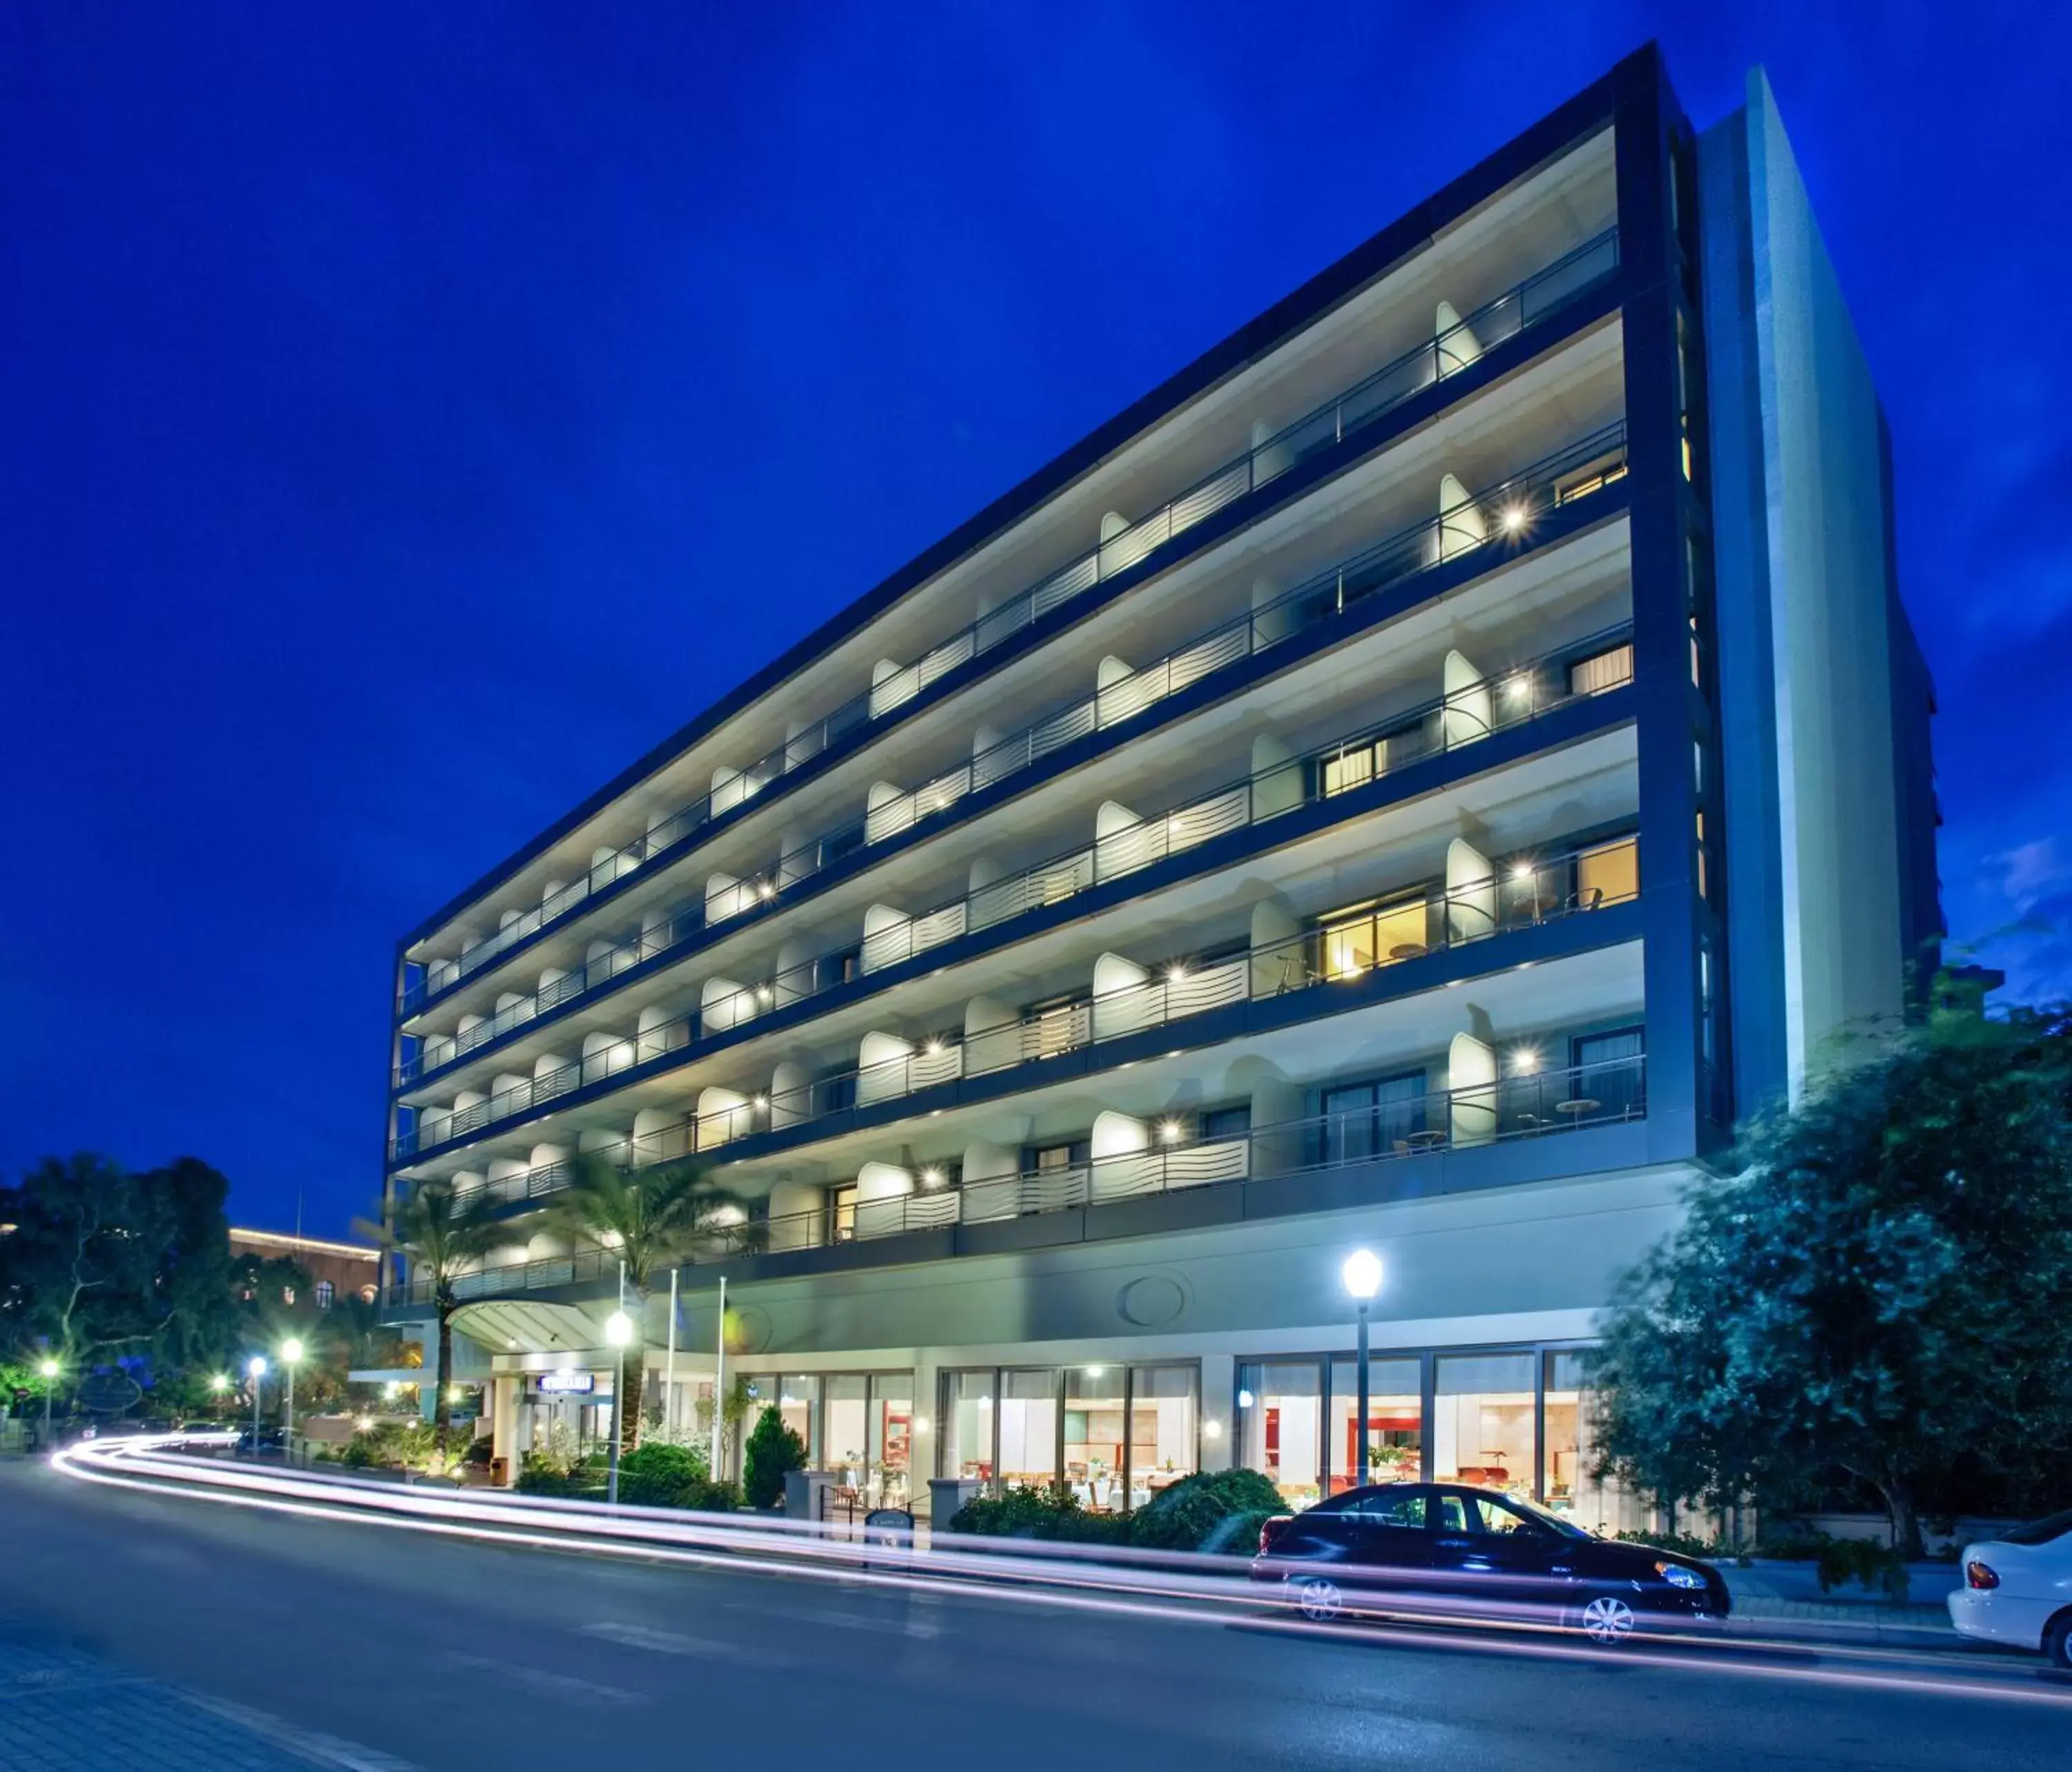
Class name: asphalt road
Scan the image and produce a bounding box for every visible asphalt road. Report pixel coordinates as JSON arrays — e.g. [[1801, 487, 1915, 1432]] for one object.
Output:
[[3, 1460, 2066, 1771]]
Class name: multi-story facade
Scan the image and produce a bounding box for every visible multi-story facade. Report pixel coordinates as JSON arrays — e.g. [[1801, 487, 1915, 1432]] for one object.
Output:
[[378, 49, 1939, 1527]]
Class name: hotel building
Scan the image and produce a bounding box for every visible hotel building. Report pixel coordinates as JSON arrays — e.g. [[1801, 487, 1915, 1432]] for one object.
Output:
[[378, 49, 1939, 1525]]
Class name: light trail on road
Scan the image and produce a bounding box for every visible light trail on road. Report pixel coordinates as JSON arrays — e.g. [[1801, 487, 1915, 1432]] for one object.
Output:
[[51, 1434, 2072, 1713]]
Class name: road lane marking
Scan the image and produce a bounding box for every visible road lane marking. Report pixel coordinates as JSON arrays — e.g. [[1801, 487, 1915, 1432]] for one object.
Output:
[[578, 1621, 751, 1659], [441, 1650, 648, 1704]]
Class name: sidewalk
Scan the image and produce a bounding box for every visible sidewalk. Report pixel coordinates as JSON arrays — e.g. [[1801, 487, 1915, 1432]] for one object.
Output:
[[0, 1633, 418, 1771], [1718, 1561, 1961, 1647]]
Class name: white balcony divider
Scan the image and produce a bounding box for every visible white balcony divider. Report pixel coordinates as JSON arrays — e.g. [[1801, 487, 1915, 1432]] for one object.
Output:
[[394, 1053, 1645, 1304], [401, 235, 1622, 1022]]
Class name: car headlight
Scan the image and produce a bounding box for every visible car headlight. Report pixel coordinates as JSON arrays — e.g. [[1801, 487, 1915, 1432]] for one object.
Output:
[[1655, 1561, 1705, 1590]]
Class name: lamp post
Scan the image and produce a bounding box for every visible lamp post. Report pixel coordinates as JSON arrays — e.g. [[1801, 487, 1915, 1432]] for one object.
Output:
[[247, 1356, 268, 1458], [1341, 1249, 1385, 1485], [37, 1358, 59, 1447], [604, 1309, 634, 1505], [209, 1372, 230, 1420], [280, 1338, 305, 1463]]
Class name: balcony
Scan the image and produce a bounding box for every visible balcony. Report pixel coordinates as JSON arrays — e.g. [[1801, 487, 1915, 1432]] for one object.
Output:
[[399, 231, 1620, 1019], [392, 616, 1636, 1164], [396, 419, 1633, 1089], [410, 822, 1636, 1191], [385, 1053, 1645, 1309]]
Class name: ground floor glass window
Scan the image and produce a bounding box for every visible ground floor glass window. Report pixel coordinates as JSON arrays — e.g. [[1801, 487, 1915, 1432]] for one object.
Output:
[[1327, 1357, 1421, 1492], [1432, 1353, 1536, 1499]]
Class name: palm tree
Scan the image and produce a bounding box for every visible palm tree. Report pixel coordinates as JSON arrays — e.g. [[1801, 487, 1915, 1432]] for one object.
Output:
[[547, 1153, 745, 1455], [355, 1179, 502, 1453]]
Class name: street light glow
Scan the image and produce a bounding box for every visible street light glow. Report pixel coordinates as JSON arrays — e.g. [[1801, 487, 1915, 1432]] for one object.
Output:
[[247, 1356, 268, 1378], [38, 1358, 59, 1380], [209, 1372, 229, 1393], [604, 1310, 635, 1347], [1342, 1248, 1384, 1300], [280, 1337, 305, 1365]]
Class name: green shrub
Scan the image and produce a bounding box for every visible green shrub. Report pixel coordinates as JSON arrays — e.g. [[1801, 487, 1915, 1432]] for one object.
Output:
[[948, 1482, 1129, 1543], [948, 1470, 1283, 1553], [742, 1407, 807, 1510], [338, 1418, 439, 1471], [618, 1441, 738, 1512], [1126, 1467, 1286, 1553], [1612, 1528, 1720, 1558], [516, 1450, 608, 1498], [1816, 1537, 1911, 1600]]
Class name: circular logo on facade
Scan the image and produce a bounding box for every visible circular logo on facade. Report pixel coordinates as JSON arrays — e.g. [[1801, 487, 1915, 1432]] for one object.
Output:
[[1117, 1275, 1187, 1327], [725, 1303, 771, 1355]]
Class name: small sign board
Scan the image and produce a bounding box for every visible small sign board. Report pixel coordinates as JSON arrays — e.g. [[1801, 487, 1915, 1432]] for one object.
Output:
[[537, 1371, 595, 1394]]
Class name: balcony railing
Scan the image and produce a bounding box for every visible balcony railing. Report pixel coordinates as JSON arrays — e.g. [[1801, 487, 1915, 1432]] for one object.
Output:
[[385, 1054, 1644, 1308], [417, 826, 1635, 1192], [400, 230, 1622, 1020], [397, 418, 1633, 1089], [392, 619, 1635, 1162], [577, 838, 1636, 1163]]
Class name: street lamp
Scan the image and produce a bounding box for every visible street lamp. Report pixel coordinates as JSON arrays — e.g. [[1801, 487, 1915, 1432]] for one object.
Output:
[[208, 1371, 229, 1423], [603, 1309, 634, 1506], [280, 1337, 305, 1463], [1341, 1249, 1385, 1484], [37, 1358, 59, 1447], [247, 1356, 268, 1457]]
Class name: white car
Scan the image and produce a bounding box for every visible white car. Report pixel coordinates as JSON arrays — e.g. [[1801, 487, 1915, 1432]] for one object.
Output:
[[1946, 1509, 2072, 1667]]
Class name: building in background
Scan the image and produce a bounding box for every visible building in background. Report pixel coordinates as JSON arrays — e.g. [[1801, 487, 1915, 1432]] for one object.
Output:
[[229, 1227, 381, 1311], [376, 46, 1937, 1523]]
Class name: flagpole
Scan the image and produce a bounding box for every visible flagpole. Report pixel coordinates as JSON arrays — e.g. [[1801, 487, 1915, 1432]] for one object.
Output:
[[664, 1268, 679, 1438], [711, 1275, 727, 1481]]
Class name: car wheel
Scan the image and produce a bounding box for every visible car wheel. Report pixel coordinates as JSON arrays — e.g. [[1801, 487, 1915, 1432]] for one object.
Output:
[[2046, 1610, 2072, 1672], [1575, 1592, 1638, 1647], [1295, 1577, 1345, 1623]]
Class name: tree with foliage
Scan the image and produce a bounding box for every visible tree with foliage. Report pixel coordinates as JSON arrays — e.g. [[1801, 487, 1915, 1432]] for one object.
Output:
[[1589, 1006, 2072, 1556], [742, 1405, 807, 1509], [355, 1179, 503, 1452], [0, 1153, 238, 1375], [546, 1155, 745, 1456]]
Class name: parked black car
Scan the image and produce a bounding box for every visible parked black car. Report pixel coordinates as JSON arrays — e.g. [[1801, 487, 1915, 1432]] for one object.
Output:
[[1253, 1483, 1729, 1645]]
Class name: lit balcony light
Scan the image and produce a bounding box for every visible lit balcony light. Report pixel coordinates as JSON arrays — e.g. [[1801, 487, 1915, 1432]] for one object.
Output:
[[756, 880, 775, 899], [1202, 1418, 1223, 1441], [1085, 1366, 1106, 1378], [1238, 1389, 1256, 1409], [1513, 1046, 1540, 1074], [1166, 963, 1188, 982], [1159, 1118, 1183, 1143], [914, 1416, 932, 1435], [925, 1039, 942, 1056], [756, 983, 774, 1001], [1509, 863, 1538, 881], [921, 1166, 945, 1187], [752, 1093, 769, 1110], [1502, 504, 1526, 532], [1504, 675, 1532, 698]]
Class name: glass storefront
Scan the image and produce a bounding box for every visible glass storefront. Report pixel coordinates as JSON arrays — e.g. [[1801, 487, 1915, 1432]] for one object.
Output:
[[1237, 1361, 1323, 1505], [940, 1362, 1199, 1509], [807, 1371, 914, 1509], [774, 1373, 821, 1467], [1432, 1352, 1536, 1499], [1238, 1343, 1632, 1519], [999, 1369, 1059, 1492], [1327, 1357, 1421, 1492], [1542, 1351, 1647, 1535]]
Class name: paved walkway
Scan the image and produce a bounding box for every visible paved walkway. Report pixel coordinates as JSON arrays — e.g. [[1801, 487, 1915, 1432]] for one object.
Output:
[[0, 1633, 418, 1771]]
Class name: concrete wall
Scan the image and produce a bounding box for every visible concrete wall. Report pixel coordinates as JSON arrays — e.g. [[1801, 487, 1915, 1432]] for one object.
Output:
[[1701, 68, 1921, 1113]]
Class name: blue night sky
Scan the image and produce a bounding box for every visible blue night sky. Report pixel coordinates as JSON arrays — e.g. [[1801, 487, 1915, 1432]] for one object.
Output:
[[4, 4, 2068, 1235]]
